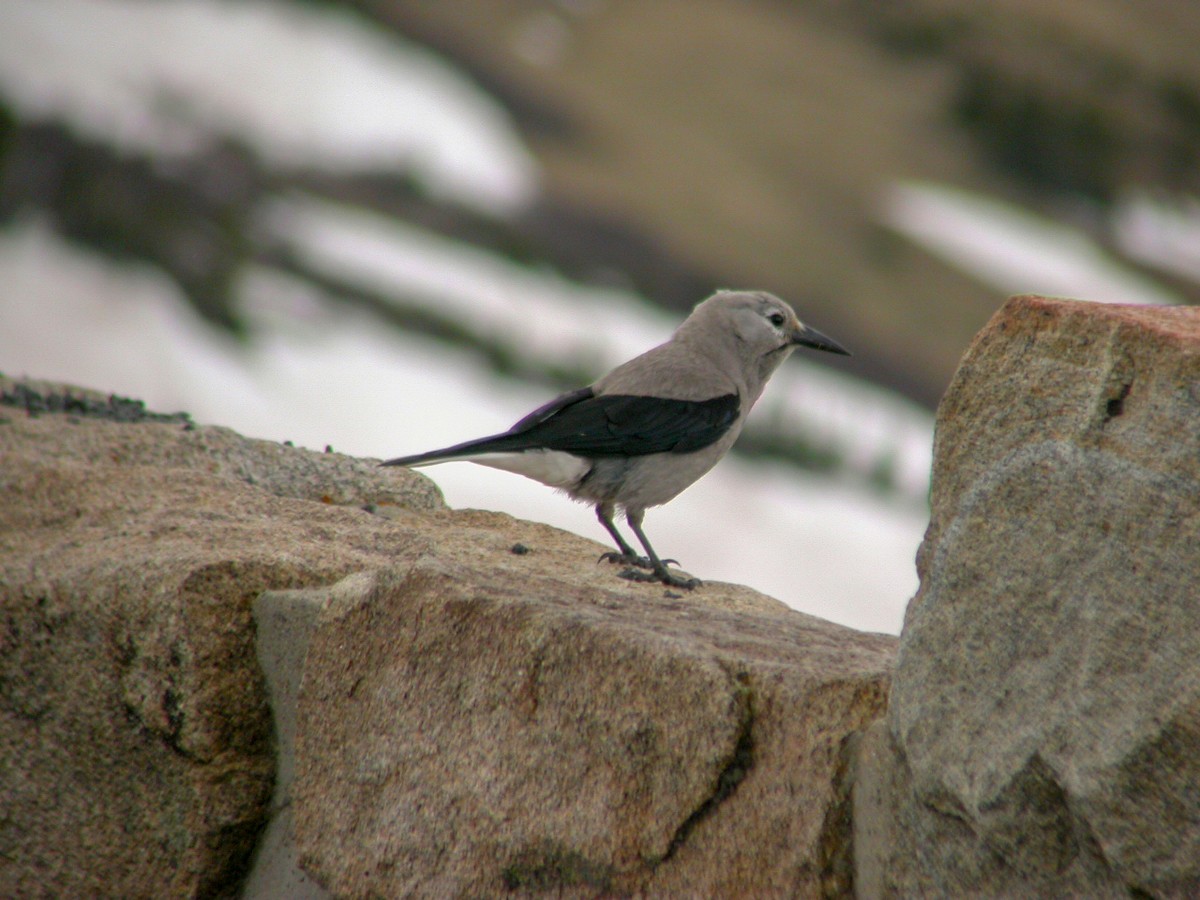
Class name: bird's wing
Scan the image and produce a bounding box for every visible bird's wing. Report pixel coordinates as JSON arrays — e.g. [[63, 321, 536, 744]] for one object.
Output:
[[509, 386, 596, 432], [382, 390, 740, 467], [507, 391, 740, 457]]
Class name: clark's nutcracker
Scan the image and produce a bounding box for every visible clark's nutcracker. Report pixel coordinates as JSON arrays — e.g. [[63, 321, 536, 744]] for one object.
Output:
[[382, 290, 849, 589]]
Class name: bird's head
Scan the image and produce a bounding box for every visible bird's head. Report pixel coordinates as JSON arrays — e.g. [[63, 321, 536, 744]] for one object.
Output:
[[677, 290, 851, 398], [685, 290, 850, 376]]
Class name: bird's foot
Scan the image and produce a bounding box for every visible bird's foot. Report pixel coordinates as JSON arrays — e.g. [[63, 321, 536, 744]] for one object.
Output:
[[598, 551, 681, 571], [617, 566, 700, 591], [598, 550, 652, 569]]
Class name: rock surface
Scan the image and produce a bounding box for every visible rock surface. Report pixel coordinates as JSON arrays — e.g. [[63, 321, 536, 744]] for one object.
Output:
[[0, 377, 440, 897], [856, 296, 1200, 898], [293, 561, 894, 898], [0, 376, 896, 897]]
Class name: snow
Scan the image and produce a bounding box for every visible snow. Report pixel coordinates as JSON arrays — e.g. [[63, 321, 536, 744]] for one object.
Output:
[[1112, 191, 1200, 285], [260, 194, 673, 369], [0, 0, 536, 213], [882, 181, 1182, 306]]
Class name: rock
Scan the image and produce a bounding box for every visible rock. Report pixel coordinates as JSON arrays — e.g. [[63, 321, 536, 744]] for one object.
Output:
[[0, 377, 896, 897], [241, 587, 334, 900], [293, 560, 895, 898], [855, 296, 1200, 898], [0, 375, 445, 512], [0, 379, 440, 897]]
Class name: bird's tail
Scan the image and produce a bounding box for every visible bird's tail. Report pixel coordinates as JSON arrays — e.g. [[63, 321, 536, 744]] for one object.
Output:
[[380, 432, 525, 468]]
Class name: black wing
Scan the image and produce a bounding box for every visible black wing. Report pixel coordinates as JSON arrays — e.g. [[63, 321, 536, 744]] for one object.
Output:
[[520, 392, 740, 457], [382, 389, 740, 466], [509, 386, 596, 432]]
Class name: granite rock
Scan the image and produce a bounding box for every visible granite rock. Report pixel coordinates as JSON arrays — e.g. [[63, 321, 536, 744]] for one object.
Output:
[[293, 559, 895, 898], [856, 296, 1200, 898]]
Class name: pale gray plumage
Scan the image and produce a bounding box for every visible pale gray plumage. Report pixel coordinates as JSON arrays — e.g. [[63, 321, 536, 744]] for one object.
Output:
[[382, 290, 849, 589]]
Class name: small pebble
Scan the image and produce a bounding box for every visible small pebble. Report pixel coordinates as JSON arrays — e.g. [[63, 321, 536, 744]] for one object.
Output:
[[510, 543, 531, 555]]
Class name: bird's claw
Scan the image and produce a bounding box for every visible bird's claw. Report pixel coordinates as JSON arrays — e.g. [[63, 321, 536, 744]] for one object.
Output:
[[598, 552, 682, 570], [617, 567, 700, 591], [598, 551, 653, 569]]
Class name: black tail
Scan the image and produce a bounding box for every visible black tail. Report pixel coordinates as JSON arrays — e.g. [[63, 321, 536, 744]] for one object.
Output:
[[380, 431, 531, 467], [380, 387, 596, 468]]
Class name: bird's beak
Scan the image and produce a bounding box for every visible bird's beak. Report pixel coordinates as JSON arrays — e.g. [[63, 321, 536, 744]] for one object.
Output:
[[791, 322, 851, 356]]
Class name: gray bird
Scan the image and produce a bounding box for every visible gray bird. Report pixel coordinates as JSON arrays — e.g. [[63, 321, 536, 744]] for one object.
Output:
[[382, 290, 849, 589]]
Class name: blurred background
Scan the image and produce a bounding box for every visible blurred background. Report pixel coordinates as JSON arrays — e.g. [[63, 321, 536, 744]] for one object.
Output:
[[2, 0, 1198, 633]]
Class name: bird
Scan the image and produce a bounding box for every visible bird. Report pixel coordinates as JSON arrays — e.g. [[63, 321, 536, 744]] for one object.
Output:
[[381, 290, 850, 589]]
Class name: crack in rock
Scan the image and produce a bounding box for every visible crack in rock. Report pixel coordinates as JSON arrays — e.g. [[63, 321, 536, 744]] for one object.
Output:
[[660, 668, 756, 863]]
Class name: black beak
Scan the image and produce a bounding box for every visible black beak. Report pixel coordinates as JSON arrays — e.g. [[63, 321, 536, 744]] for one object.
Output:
[[792, 323, 851, 356]]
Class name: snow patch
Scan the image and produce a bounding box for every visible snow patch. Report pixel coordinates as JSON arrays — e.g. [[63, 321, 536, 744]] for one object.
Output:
[[882, 181, 1181, 306], [0, 0, 537, 212]]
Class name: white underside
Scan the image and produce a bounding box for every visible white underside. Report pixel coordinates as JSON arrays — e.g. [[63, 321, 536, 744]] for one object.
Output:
[[413, 450, 590, 489]]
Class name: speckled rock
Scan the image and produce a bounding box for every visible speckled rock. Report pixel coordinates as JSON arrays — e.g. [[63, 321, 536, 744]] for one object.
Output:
[[293, 559, 895, 899], [855, 296, 1200, 899], [0, 377, 441, 897]]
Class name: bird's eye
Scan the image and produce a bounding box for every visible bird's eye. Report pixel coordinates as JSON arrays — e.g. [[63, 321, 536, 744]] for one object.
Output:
[[768, 312, 786, 328]]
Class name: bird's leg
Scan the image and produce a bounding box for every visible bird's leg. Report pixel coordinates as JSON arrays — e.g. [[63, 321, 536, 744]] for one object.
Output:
[[619, 510, 699, 590], [595, 503, 653, 569]]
